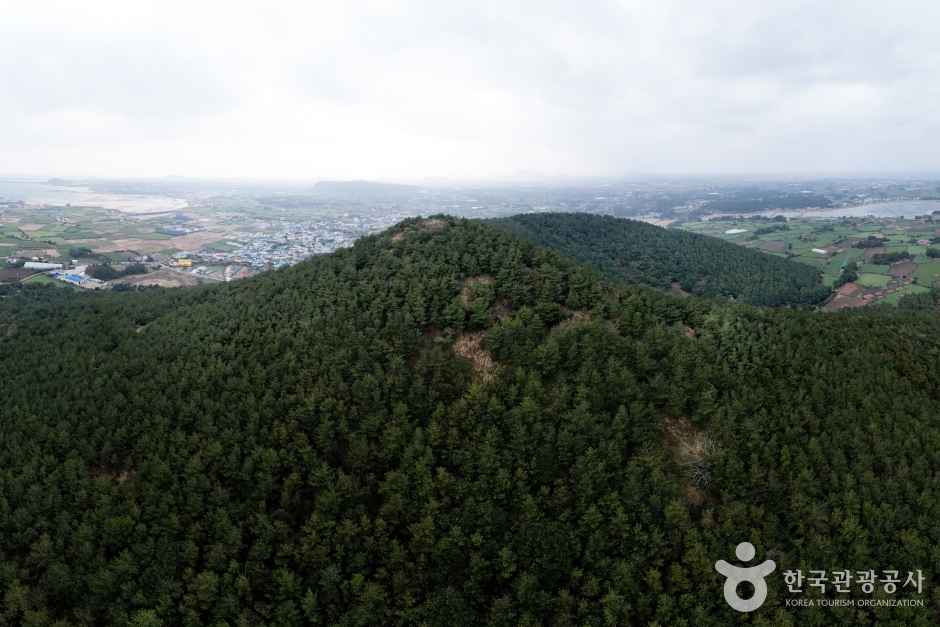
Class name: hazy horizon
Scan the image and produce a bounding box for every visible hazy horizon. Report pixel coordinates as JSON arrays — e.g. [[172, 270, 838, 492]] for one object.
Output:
[[6, 172, 940, 189], [4, 1, 940, 181]]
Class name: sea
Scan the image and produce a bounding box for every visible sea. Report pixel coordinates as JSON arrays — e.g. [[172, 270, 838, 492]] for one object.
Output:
[[0, 177, 187, 214], [758, 200, 940, 219]]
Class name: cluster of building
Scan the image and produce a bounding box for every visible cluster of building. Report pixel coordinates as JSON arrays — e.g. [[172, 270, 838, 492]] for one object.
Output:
[[200, 213, 413, 268], [10, 258, 107, 289], [49, 269, 105, 289]]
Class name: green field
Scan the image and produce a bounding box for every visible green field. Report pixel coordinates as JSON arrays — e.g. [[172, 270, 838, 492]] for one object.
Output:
[[103, 251, 138, 262], [203, 240, 239, 252], [22, 273, 71, 288], [857, 273, 891, 288], [879, 284, 931, 305], [679, 216, 940, 307], [914, 260, 940, 287], [822, 273, 839, 287]]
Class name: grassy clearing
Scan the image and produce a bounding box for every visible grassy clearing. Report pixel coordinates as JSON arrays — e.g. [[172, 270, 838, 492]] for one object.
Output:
[[680, 218, 940, 303]]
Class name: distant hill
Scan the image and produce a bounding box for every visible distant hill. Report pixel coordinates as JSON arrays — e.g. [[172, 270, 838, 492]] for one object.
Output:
[[1, 216, 938, 625], [493, 212, 829, 306]]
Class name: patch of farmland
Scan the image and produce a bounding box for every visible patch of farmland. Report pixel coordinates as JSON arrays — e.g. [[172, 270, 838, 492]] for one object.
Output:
[[889, 261, 916, 278], [0, 268, 38, 282], [914, 261, 940, 287], [884, 244, 910, 254], [59, 227, 102, 240], [824, 257, 846, 274], [111, 268, 202, 288], [857, 273, 891, 288], [22, 273, 72, 288], [794, 254, 828, 268], [900, 283, 930, 295], [759, 240, 787, 253], [168, 231, 227, 250], [824, 249, 863, 272], [878, 284, 931, 305], [131, 232, 174, 241], [103, 251, 138, 262], [803, 234, 839, 247], [94, 239, 167, 253]]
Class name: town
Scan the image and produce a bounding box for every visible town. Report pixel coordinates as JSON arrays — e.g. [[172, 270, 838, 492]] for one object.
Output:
[[5, 176, 940, 295]]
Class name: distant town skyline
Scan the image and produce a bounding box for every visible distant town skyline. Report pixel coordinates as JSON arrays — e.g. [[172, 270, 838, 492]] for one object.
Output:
[[3, 1, 940, 181]]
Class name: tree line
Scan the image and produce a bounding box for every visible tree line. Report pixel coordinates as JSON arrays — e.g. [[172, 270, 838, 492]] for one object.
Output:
[[492, 213, 829, 306]]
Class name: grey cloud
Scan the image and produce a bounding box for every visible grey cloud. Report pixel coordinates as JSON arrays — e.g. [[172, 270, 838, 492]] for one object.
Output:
[[1, 0, 940, 179], [0, 30, 233, 121]]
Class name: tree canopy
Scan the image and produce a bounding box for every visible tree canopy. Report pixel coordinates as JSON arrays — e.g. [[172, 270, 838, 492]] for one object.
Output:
[[492, 213, 828, 306], [0, 216, 936, 625]]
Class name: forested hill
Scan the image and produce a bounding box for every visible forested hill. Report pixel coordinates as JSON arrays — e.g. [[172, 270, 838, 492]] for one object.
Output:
[[1, 216, 938, 625], [492, 212, 829, 306]]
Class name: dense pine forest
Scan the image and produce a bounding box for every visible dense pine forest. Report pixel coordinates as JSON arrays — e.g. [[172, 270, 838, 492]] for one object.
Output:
[[0, 216, 938, 625], [493, 213, 829, 306]]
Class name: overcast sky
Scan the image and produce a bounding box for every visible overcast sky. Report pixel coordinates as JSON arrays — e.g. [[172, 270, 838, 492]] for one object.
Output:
[[2, 0, 940, 182]]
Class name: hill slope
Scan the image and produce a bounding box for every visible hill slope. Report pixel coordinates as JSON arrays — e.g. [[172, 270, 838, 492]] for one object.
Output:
[[493, 212, 829, 306], [0, 216, 938, 625]]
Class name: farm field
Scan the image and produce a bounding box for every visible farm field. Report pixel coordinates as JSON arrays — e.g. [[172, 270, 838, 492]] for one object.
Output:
[[21, 273, 72, 288], [0, 267, 39, 282], [680, 215, 940, 308], [857, 273, 890, 288], [0, 201, 269, 288], [0, 203, 232, 266], [0, 189, 377, 283]]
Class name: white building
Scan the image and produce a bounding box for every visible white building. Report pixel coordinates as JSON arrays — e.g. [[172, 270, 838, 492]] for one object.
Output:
[[24, 262, 63, 270]]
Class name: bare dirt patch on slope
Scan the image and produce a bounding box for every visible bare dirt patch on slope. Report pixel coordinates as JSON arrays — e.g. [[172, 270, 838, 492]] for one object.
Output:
[[670, 282, 690, 297], [392, 218, 449, 242], [663, 416, 718, 504], [111, 269, 202, 288], [419, 218, 447, 232], [453, 331, 496, 383]]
